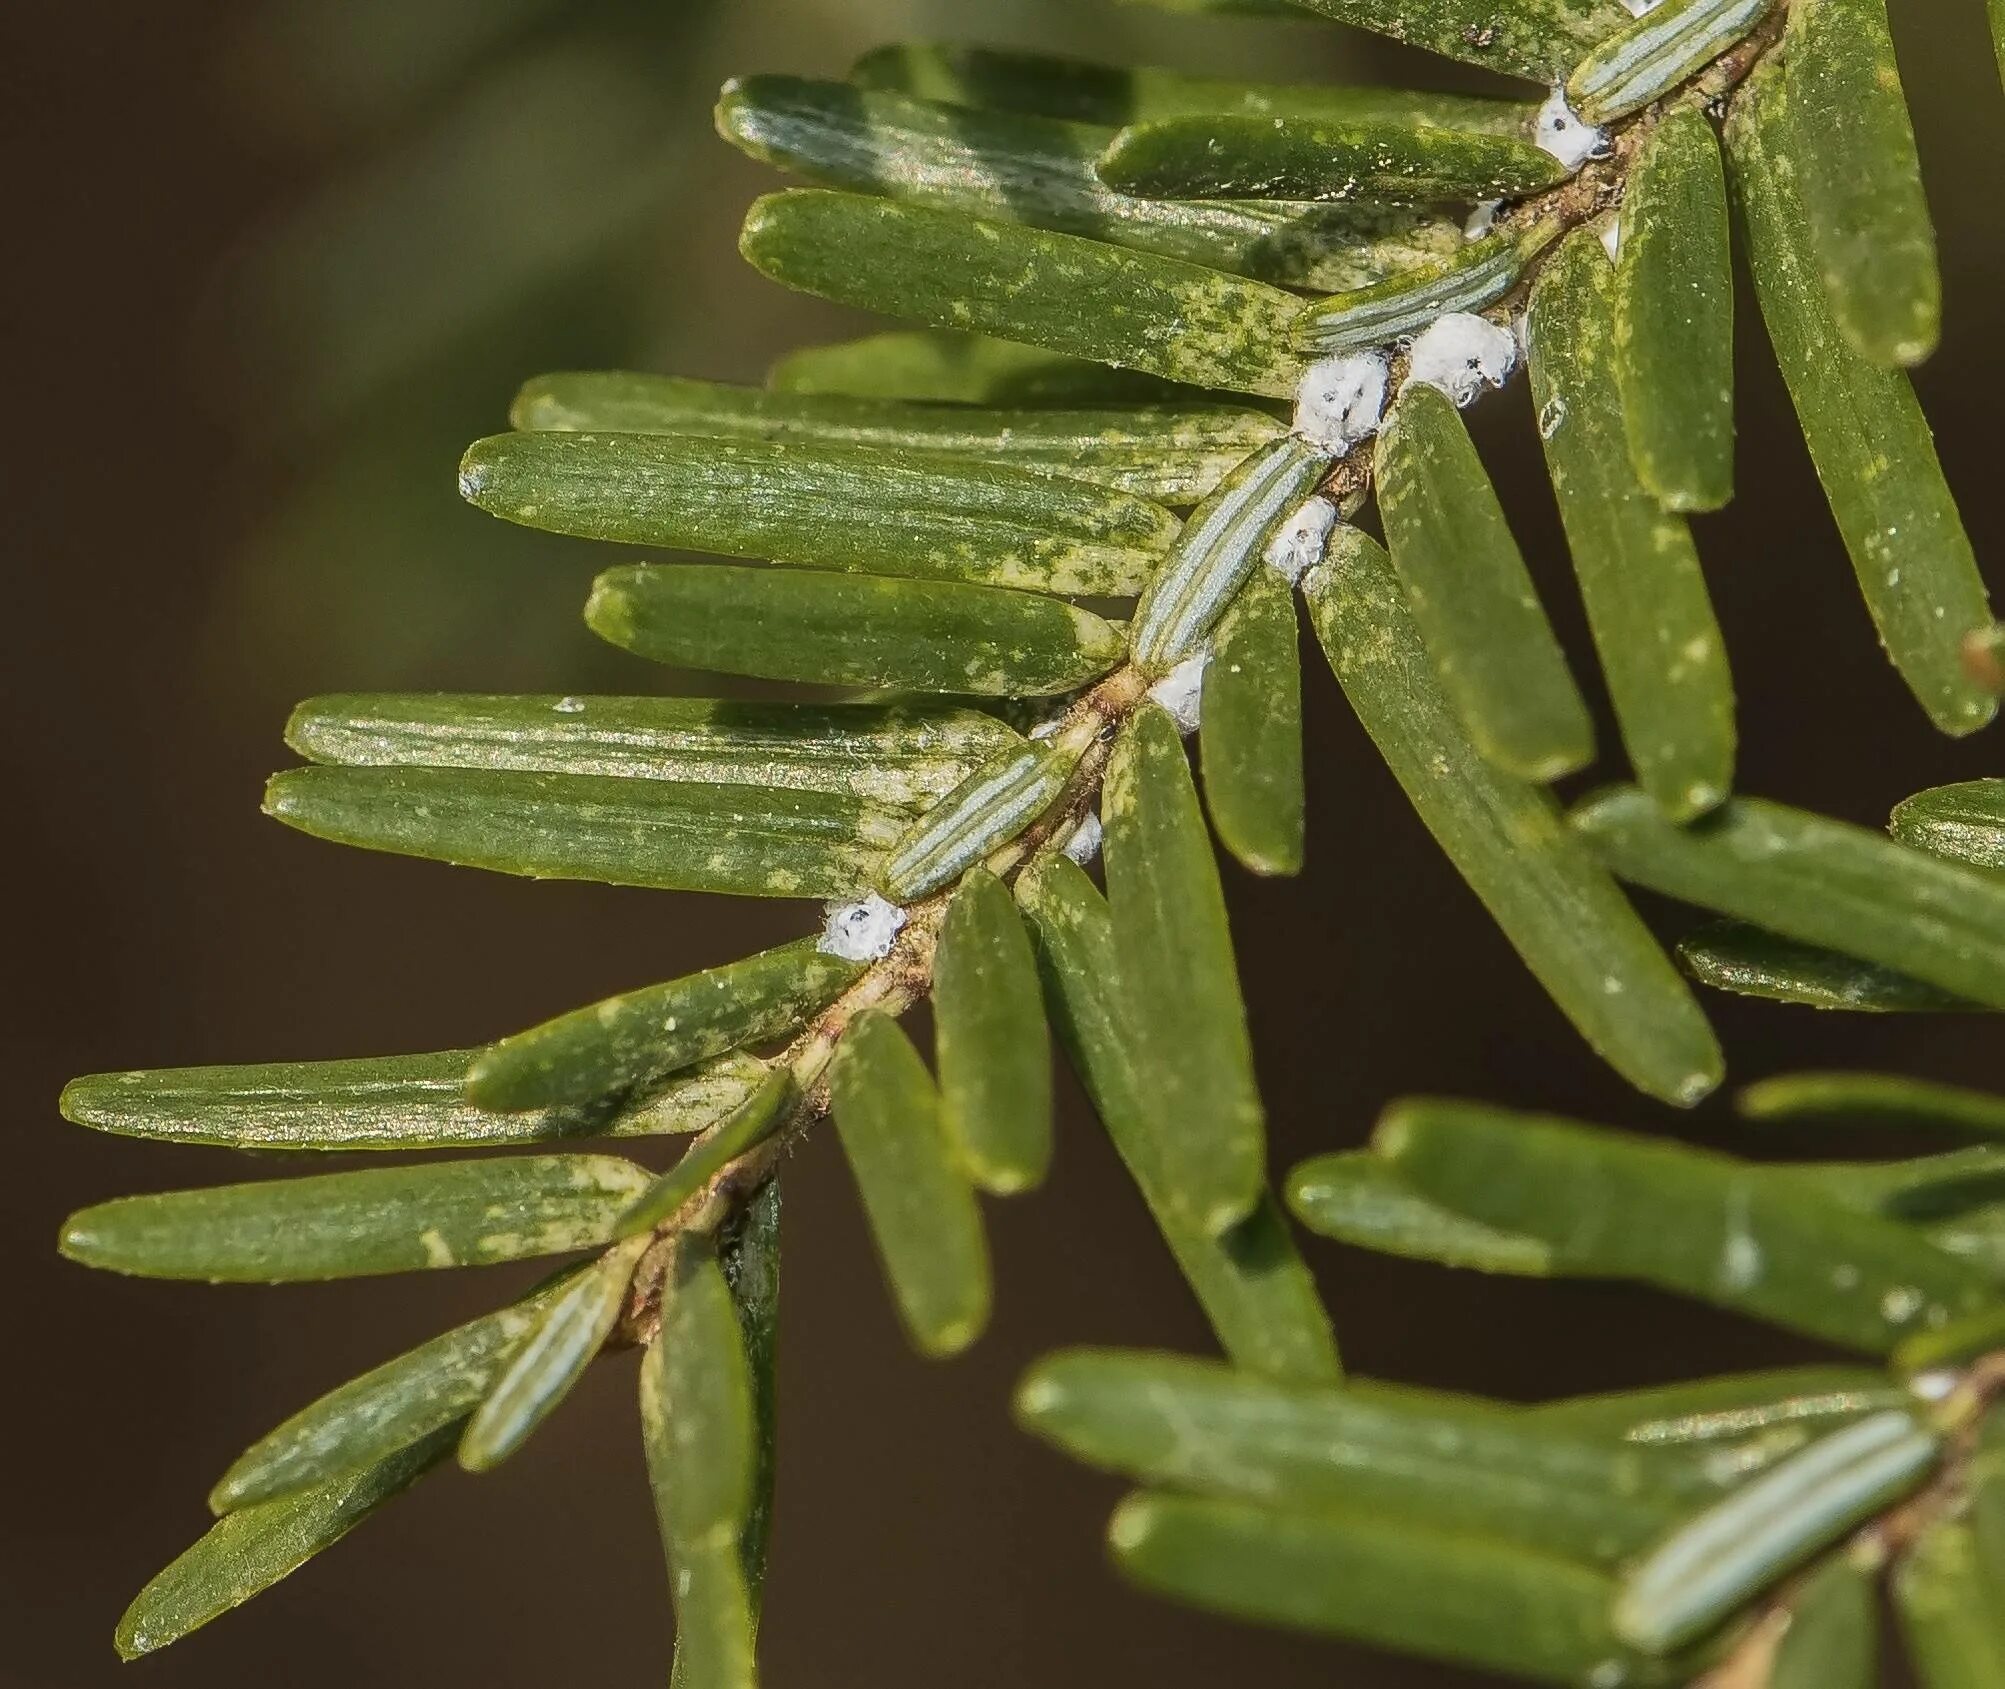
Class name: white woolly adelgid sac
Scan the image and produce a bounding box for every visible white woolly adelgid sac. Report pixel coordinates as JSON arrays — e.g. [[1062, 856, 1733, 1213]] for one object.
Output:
[[1462, 199, 1502, 241], [1148, 649, 1211, 733], [1061, 811, 1103, 866], [1402, 313, 1518, 408], [1292, 352, 1389, 452], [1908, 1369, 1959, 1404], [819, 892, 906, 962], [1263, 494, 1341, 584], [1534, 86, 1607, 171]]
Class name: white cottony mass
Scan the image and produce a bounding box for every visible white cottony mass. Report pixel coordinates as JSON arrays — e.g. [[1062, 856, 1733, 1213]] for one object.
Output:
[[1061, 811, 1103, 867], [1535, 86, 1607, 170], [819, 892, 906, 962], [1148, 649, 1211, 733], [1264, 494, 1341, 584], [1403, 313, 1519, 407], [1292, 352, 1389, 452]]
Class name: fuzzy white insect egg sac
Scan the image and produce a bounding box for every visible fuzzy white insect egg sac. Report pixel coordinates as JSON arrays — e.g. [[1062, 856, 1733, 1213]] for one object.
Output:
[[1402, 313, 1519, 408], [1061, 811, 1103, 867], [1148, 649, 1211, 733], [1264, 494, 1341, 585], [1292, 352, 1390, 452], [819, 892, 906, 961], [1535, 86, 1607, 171]]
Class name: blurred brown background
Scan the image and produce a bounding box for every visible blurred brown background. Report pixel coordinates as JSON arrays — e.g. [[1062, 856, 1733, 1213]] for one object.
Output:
[[4, 3, 2002, 1685]]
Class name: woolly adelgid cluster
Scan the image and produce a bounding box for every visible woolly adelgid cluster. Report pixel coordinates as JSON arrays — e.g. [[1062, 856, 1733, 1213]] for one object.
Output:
[[54, 1, 2005, 1684]]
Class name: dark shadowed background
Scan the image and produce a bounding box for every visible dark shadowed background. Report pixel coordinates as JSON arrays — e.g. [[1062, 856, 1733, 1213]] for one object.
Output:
[[5, 3, 2002, 1685]]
